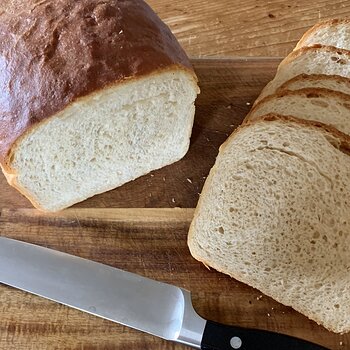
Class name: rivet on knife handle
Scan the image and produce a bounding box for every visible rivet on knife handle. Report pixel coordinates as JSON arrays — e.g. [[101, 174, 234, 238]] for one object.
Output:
[[199, 320, 329, 350]]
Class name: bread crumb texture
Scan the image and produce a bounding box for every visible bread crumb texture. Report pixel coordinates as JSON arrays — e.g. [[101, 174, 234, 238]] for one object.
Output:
[[248, 88, 350, 136], [189, 119, 350, 333], [258, 47, 350, 101], [11, 71, 197, 211]]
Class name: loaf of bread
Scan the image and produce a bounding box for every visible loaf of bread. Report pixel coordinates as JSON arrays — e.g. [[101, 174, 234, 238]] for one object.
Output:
[[0, 0, 199, 211], [188, 115, 350, 333], [246, 88, 350, 135]]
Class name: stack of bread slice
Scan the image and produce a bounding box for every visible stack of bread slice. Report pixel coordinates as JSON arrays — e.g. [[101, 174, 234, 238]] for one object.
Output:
[[188, 19, 350, 334]]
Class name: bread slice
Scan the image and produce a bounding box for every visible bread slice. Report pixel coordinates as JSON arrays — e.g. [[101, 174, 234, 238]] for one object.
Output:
[[188, 115, 350, 333], [295, 18, 350, 51], [256, 45, 350, 103], [0, 0, 199, 211], [278, 74, 350, 95], [246, 88, 350, 135]]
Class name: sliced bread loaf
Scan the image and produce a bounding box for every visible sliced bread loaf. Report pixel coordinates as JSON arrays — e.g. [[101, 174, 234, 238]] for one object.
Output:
[[295, 18, 350, 51], [256, 45, 350, 103], [278, 74, 350, 95], [246, 88, 350, 135], [188, 115, 350, 333], [0, 0, 199, 211]]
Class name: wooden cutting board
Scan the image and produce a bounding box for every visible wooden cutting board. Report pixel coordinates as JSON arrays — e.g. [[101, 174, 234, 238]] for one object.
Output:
[[0, 58, 347, 350]]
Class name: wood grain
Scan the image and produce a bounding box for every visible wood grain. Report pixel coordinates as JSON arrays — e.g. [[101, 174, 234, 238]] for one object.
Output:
[[0, 208, 347, 350], [148, 0, 350, 57], [0, 59, 348, 350]]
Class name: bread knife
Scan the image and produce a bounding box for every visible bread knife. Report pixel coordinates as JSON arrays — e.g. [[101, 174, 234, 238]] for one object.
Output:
[[0, 236, 329, 350]]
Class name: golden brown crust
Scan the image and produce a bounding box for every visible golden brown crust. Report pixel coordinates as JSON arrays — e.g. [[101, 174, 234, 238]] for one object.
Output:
[[243, 114, 350, 154], [0, 0, 195, 165], [267, 87, 350, 101], [246, 87, 350, 121], [252, 45, 350, 107], [295, 18, 350, 50], [278, 73, 350, 91], [279, 45, 350, 70]]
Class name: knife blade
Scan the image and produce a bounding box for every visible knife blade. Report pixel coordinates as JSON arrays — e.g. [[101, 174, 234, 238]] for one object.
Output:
[[0, 236, 329, 350]]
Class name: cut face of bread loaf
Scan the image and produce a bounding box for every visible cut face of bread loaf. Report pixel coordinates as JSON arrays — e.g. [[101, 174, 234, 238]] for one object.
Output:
[[188, 116, 350, 333], [5, 70, 198, 211], [246, 88, 350, 135], [0, 0, 199, 211], [278, 74, 350, 95], [256, 46, 350, 102], [295, 18, 350, 51]]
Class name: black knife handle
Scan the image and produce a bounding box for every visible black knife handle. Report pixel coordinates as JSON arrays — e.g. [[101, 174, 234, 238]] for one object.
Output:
[[200, 321, 329, 350]]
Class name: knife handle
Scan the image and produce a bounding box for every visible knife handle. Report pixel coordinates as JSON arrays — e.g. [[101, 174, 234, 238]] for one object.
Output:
[[200, 320, 329, 350]]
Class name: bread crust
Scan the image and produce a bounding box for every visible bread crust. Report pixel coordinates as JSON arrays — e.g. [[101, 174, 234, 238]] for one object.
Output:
[[245, 114, 350, 152], [246, 87, 350, 121], [295, 18, 350, 51], [279, 45, 350, 71], [253, 45, 350, 105], [278, 73, 350, 92], [0, 0, 196, 165]]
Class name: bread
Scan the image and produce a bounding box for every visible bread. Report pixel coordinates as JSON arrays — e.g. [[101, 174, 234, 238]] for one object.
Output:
[[188, 115, 350, 333], [256, 45, 350, 103], [0, 0, 199, 211], [278, 74, 350, 95], [295, 18, 350, 51], [246, 88, 350, 135]]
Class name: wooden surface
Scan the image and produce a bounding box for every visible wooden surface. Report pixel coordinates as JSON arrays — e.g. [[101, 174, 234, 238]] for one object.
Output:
[[0, 59, 348, 350], [148, 0, 350, 57]]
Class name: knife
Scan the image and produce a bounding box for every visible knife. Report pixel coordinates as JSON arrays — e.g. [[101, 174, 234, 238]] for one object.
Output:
[[0, 236, 328, 350]]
